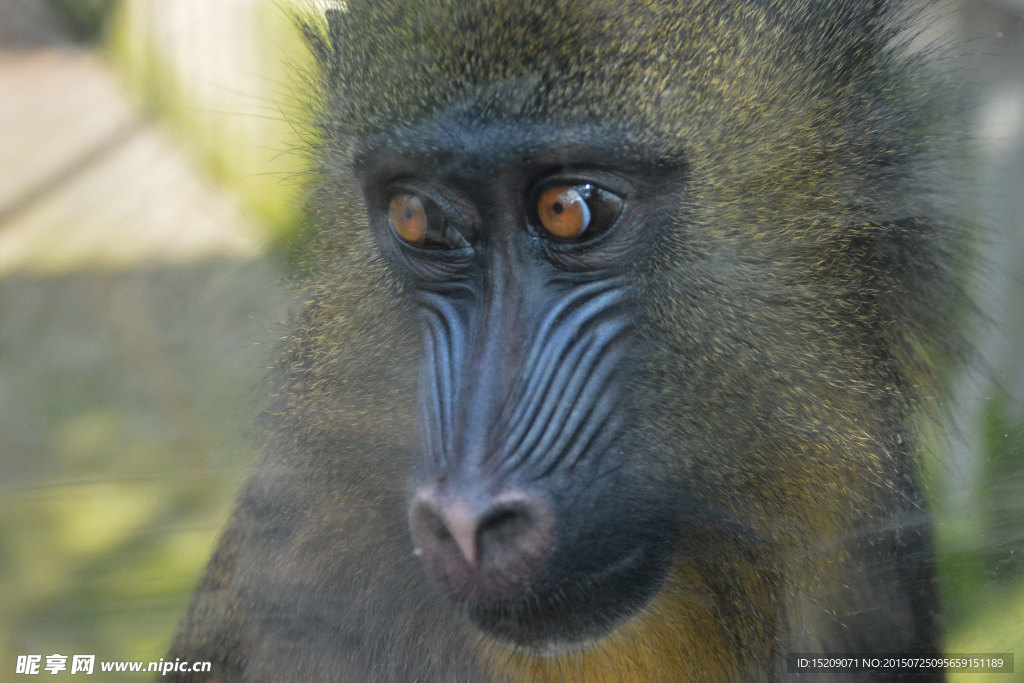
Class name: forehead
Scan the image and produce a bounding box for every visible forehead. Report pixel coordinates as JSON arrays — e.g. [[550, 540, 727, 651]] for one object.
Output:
[[322, 0, 750, 134], [316, 0, 914, 211]]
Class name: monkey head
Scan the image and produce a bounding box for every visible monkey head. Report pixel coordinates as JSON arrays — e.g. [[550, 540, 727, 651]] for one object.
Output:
[[303, 0, 946, 658]]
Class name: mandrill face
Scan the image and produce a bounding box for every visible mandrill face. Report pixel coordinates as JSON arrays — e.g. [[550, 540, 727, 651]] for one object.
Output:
[[356, 116, 683, 650]]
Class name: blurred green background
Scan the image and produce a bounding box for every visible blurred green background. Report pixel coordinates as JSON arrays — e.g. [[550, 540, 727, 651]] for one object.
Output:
[[0, 0, 1021, 680]]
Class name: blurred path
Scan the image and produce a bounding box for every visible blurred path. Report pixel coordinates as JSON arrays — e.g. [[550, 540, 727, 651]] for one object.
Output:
[[0, 0, 263, 273]]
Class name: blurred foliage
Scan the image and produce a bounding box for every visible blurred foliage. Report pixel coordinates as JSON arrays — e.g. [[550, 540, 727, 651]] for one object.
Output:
[[103, 0, 314, 269], [0, 264, 289, 677], [948, 398, 1024, 668], [3, 0, 303, 674]]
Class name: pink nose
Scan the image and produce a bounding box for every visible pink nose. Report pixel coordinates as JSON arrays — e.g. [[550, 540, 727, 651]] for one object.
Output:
[[409, 487, 555, 602]]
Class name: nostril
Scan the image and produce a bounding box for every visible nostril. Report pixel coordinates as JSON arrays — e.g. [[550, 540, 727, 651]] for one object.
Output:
[[478, 503, 534, 557], [423, 508, 452, 541], [481, 507, 522, 540], [409, 487, 556, 601]]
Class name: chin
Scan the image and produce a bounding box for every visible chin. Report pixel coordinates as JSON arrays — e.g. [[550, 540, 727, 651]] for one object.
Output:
[[464, 539, 674, 655]]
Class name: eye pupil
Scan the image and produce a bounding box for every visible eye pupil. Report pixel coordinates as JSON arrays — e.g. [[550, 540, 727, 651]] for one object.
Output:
[[388, 193, 428, 244], [535, 183, 625, 241], [387, 191, 468, 249], [536, 185, 587, 239]]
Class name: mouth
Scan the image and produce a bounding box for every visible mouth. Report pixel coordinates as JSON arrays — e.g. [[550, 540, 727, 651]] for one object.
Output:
[[465, 539, 672, 653]]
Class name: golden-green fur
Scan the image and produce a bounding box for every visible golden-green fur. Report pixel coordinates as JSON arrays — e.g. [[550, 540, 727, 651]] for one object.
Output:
[[169, 1, 961, 680]]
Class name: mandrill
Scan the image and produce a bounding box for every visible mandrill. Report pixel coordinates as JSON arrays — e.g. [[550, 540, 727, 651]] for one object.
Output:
[[170, 0, 962, 680]]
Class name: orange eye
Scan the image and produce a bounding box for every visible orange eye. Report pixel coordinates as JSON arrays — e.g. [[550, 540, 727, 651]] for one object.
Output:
[[537, 185, 590, 239], [389, 193, 428, 244], [534, 183, 622, 242]]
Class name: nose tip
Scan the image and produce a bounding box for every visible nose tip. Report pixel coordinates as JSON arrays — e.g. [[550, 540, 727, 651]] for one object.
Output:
[[409, 487, 555, 600]]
